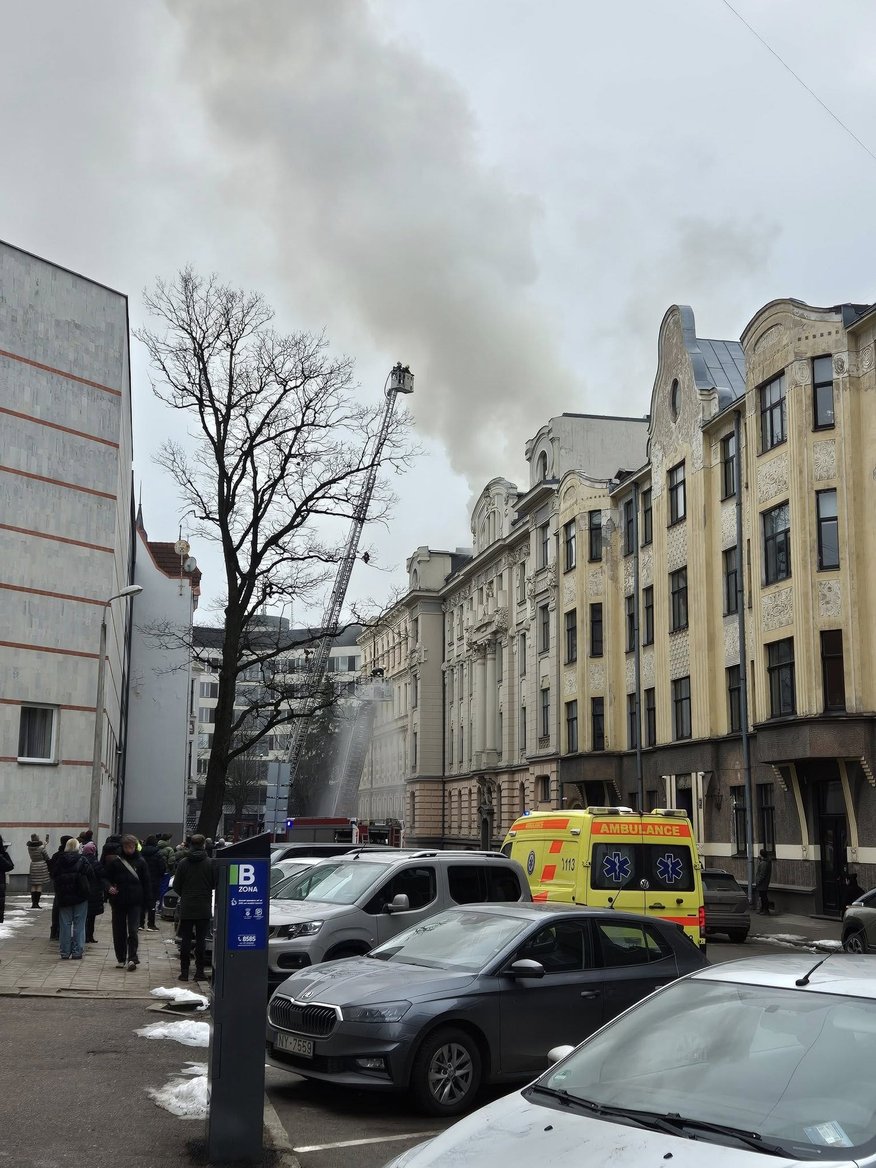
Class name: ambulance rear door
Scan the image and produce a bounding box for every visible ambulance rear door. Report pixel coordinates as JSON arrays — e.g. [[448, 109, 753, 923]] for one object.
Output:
[[586, 820, 647, 916]]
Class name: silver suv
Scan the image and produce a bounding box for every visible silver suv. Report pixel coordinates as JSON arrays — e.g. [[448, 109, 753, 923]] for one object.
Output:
[[268, 849, 530, 986]]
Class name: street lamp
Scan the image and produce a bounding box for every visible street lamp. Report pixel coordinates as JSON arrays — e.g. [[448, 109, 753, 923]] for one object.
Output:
[[89, 584, 143, 838]]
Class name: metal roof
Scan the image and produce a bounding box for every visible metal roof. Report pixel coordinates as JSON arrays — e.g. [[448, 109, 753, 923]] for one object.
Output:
[[697, 337, 747, 403]]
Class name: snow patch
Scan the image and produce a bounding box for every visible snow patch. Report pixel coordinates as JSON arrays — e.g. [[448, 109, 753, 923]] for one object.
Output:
[[151, 985, 209, 1010], [136, 1020, 211, 1047], [0, 909, 36, 940], [148, 1068, 210, 1119]]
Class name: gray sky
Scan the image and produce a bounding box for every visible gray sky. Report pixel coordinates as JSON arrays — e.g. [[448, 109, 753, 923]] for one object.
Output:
[[2, 0, 875, 621]]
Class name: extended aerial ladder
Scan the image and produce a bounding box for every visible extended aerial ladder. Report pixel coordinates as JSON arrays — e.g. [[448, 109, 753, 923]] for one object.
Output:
[[274, 363, 414, 833]]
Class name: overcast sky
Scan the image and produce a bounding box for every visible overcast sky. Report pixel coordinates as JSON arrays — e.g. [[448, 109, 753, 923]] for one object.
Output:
[[3, 0, 875, 623]]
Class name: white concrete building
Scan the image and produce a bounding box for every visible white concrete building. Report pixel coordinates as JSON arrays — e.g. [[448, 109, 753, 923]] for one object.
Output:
[[0, 241, 134, 877]]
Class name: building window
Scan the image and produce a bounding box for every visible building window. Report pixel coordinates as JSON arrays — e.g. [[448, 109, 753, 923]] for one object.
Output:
[[591, 697, 605, 751], [519, 632, 527, 675], [813, 355, 835, 430], [588, 510, 602, 561], [496, 644, 503, 683], [723, 546, 739, 615], [199, 681, 219, 699], [669, 567, 688, 632], [821, 629, 846, 712], [564, 609, 577, 663], [498, 713, 503, 758], [727, 664, 742, 732], [623, 498, 635, 555], [758, 784, 776, 857], [412, 731, 418, 770], [412, 676, 418, 708], [589, 603, 603, 657], [516, 562, 526, 604], [627, 693, 638, 750], [565, 700, 578, 754], [540, 688, 550, 738], [520, 706, 527, 753], [641, 488, 653, 546], [672, 676, 691, 740], [642, 585, 654, 646], [563, 520, 576, 571], [816, 489, 839, 570], [449, 727, 454, 766], [459, 724, 464, 763], [198, 706, 216, 724], [763, 502, 791, 584], [536, 775, 550, 802], [644, 688, 656, 746], [721, 432, 737, 499], [668, 462, 686, 524], [625, 594, 635, 652], [670, 378, 680, 420], [538, 522, 549, 569], [732, 785, 746, 856], [539, 603, 550, 653], [767, 637, 795, 718], [18, 705, 57, 763], [537, 450, 548, 481], [760, 372, 786, 452]]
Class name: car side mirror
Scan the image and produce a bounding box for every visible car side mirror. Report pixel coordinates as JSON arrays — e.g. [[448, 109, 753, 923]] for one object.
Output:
[[506, 958, 545, 979], [547, 1044, 575, 1064], [386, 892, 410, 914]]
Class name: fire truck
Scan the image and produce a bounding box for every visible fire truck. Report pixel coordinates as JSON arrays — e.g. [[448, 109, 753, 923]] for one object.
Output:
[[279, 817, 403, 848]]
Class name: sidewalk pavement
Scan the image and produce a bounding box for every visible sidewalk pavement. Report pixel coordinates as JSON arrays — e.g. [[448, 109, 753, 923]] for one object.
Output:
[[0, 898, 297, 1167], [749, 909, 844, 952]]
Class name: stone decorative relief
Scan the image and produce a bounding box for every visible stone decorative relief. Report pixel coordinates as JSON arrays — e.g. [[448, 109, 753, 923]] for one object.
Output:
[[794, 360, 809, 386], [666, 520, 687, 572], [861, 345, 875, 373], [720, 503, 736, 549], [587, 567, 605, 597], [668, 630, 690, 680], [641, 650, 654, 688], [640, 546, 653, 587], [589, 661, 605, 691], [834, 353, 848, 376], [762, 587, 793, 632], [812, 440, 837, 483], [753, 323, 783, 354], [757, 453, 789, 504], [563, 580, 575, 606], [623, 556, 634, 594], [625, 657, 635, 692], [818, 579, 842, 618], [564, 670, 577, 696], [724, 619, 739, 665]]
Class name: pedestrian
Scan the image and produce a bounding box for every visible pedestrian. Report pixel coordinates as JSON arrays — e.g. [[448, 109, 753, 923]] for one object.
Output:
[[140, 835, 166, 930], [104, 834, 151, 971], [755, 848, 773, 914], [156, 834, 175, 907], [172, 833, 216, 982], [843, 869, 866, 909], [0, 834, 13, 923], [54, 838, 92, 960], [26, 833, 51, 910], [80, 841, 104, 943], [48, 834, 73, 940]]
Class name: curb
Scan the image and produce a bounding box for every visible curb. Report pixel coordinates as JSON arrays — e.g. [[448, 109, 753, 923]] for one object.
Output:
[[750, 933, 841, 954], [263, 1096, 301, 1168]]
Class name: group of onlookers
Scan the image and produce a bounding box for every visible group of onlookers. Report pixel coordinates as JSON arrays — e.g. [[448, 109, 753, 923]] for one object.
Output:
[[0, 828, 219, 982]]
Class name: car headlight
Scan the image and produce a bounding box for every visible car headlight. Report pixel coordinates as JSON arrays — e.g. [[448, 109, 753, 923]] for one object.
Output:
[[272, 921, 324, 940], [343, 1001, 411, 1024]]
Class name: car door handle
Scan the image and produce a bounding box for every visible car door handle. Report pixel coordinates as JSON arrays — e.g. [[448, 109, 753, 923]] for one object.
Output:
[[649, 902, 666, 910], [580, 990, 601, 999]]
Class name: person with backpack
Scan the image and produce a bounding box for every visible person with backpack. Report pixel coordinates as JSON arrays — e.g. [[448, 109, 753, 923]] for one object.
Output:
[[103, 834, 151, 971], [54, 838, 93, 960], [0, 834, 13, 923]]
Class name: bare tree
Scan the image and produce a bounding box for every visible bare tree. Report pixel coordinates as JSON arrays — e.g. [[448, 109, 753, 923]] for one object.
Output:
[[223, 735, 268, 835], [137, 270, 413, 835]]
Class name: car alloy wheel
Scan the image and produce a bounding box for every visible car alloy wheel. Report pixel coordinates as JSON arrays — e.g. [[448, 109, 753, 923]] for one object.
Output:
[[410, 1027, 482, 1116], [843, 929, 866, 954]]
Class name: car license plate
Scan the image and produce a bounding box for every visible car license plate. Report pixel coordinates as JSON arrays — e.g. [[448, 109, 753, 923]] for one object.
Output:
[[275, 1032, 313, 1058]]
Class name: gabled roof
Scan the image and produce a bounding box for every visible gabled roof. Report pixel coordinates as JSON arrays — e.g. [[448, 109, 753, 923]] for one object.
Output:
[[675, 306, 746, 409]]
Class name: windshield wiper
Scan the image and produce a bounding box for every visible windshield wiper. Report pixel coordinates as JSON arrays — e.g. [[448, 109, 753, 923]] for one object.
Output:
[[591, 1105, 787, 1156]]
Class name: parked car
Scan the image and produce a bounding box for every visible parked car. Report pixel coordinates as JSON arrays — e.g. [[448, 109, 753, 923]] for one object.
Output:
[[270, 843, 398, 862], [266, 902, 707, 1115], [702, 868, 750, 943], [267, 849, 530, 988], [842, 887, 876, 952], [382, 952, 876, 1166], [271, 858, 318, 895]]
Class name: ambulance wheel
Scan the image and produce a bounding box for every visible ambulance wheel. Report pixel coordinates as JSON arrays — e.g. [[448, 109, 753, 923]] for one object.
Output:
[[410, 1027, 482, 1116]]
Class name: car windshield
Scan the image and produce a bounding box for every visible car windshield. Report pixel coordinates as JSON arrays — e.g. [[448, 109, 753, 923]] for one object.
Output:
[[370, 909, 530, 971], [538, 976, 876, 1159], [272, 861, 384, 905], [271, 861, 309, 891]]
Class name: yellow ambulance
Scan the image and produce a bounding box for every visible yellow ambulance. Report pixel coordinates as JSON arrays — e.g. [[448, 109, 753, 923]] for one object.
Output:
[[502, 806, 706, 950]]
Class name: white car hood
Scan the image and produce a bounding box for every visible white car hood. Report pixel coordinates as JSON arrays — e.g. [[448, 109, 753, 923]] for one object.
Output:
[[392, 1090, 856, 1168], [268, 898, 349, 925]]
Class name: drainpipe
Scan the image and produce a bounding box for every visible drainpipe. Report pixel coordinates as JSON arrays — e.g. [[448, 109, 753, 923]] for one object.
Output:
[[735, 410, 755, 906], [632, 483, 644, 811], [441, 615, 447, 845]]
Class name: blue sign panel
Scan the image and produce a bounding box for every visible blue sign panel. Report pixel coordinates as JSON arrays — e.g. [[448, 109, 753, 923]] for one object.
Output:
[[227, 860, 268, 951]]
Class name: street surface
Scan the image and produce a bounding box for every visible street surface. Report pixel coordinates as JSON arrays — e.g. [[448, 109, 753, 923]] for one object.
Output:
[[266, 935, 777, 1168]]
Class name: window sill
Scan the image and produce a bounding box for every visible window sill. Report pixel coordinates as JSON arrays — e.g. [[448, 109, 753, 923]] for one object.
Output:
[[563, 565, 576, 575], [669, 625, 689, 635], [817, 565, 840, 573], [720, 491, 737, 503], [587, 557, 603, 565], [760, 438, 787, 456], [813, 424, 835, 433], [667, 517, 686, 529], [762, 576, 792, 589], [17, 757, 58, 766]]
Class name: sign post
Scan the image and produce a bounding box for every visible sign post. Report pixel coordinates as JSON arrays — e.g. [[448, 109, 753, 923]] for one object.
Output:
[[207, 832, 271, 1165]]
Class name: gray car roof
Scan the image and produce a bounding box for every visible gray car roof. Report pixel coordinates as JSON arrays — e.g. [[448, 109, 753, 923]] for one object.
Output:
[[453, 902, 676, 926], [691, 952, 876, 998]]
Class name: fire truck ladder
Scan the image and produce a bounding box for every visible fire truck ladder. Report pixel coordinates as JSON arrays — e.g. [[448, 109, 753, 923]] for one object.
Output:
[[279, 363, 414, 831]]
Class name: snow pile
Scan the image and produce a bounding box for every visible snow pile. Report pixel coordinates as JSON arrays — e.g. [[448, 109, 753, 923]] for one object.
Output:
[[148, 1065, 210, 1119], [151, 986, 209, 1010], [813, 939, 844, 951], [759, 933, 808, 945], [0, 908, 35, 941], [135, 1019, 211, 1047]]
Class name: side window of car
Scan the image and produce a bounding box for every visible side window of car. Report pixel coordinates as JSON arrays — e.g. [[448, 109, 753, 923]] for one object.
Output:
[[364, 866, 437, 914], [448, 866, 488, 904], [488, 867, 525, 902], [516, 921, 593, 973], [595, 921, 671, 966]]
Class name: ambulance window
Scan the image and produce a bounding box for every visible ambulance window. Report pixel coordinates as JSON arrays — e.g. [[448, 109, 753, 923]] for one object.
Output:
[[590, 843, 637, 890], [595, 921, 671, 966], [448, 866, 488, 904], [644, 844, 694, 892], [500, 842, 512, 858], [517, 921, 593, 972]]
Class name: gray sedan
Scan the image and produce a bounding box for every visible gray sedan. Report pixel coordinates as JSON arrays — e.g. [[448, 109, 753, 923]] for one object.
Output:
[[266, 902, 707, 1116]]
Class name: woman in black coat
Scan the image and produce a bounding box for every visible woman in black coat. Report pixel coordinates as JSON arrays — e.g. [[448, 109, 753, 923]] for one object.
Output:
[[103, 835, 151, 971], [80, 841, 105, 943], [140, 836, 166, 931], [0, 834, 13, 923]]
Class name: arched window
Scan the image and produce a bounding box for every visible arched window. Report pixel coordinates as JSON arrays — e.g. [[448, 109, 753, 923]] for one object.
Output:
[[670, 378, 680, 421], [411, 570, 419, 589], [537, 451, 548, 481], [410, 791, 416, 830], [467, 789, 473, 832]]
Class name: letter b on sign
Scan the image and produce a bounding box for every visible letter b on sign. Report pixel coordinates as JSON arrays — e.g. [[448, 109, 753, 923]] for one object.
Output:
[[239, 864, 256, 886]]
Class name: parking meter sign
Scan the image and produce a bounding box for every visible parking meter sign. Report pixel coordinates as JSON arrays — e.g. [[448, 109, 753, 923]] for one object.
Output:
[[227, 859, 268, 951]]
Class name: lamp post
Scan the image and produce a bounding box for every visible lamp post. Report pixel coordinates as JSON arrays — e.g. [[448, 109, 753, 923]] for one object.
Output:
[[89, 585, 143, 839]]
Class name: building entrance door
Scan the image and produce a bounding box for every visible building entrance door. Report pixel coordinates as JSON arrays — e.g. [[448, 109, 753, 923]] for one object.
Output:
[[817, 779, 848, 916]]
